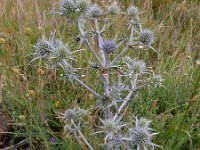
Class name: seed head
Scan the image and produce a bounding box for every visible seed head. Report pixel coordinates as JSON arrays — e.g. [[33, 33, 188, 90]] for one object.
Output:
[[127, 6, 139, 17], [102, 40, 117, 54], [139, 29, 154, 47], [85, 4, 103, 18], [59, 0, 77, 16]]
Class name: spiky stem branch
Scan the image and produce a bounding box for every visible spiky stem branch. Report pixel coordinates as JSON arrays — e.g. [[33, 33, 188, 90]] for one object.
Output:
[[71, 119, 94, 150]]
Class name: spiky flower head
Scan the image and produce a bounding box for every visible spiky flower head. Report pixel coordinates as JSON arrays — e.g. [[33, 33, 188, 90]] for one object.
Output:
[[102, 40, 117, 54], [49, 40, 71, 61], [33, 39, 54, 58], [145, 74, 163, 86], [102, 119, 119, 133], [151, 74, 163, 85], [63, 109, 76, 120], [130, 127, 152, 145], [77, 0, 91, 12], [139, 29, 155, 47], [108, 2, 121, 15], [136, 117, 151, 129], [123, 56, 146, 76], [127, 6, 139, 17], [76, 108, 88, 119], [59, 0, 77, 16], [85, 4, 103, 18]]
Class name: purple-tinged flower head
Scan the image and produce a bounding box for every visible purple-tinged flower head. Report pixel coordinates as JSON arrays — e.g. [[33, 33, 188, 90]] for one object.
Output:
[[50, 137, 56, 144], [102, 40, 117, 54]]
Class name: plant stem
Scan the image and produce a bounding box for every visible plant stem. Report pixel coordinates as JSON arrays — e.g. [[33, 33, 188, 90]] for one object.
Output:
[[109, 46, 129, 68], [94, 19, 106, 67], [85, 39, 102, 67], [60, 61, 102, 99], [73, 76, 102, 99], [71, 119, 94, 150]]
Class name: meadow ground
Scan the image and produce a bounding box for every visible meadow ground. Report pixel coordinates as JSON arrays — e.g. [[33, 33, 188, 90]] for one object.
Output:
[[0, 0, 200, 149]]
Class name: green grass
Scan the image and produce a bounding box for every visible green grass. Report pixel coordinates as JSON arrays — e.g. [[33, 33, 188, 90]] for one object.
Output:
[[0, 0, 200, 149]]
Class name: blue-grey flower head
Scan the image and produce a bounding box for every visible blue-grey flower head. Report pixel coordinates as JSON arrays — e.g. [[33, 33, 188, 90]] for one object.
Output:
[[76, 108, 88, 119], [33, 39, 54, 58], [49, 40, 71, 61], [59, 0, 77, 16], [108, 2, 120, 15], [123, 56, 146, 76], [130, 127, 152, 145], [102, 40, 117, 54], [63, 109, 76, 120], [135, 117, 151, 129], [77, 0, 91, 12], [139, 29, 155, 47], [85, 4, 103, 18], [127, 6, 139, 17]]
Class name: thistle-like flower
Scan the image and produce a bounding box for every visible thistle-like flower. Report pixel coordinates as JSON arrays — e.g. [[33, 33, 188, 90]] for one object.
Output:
[[63, 109, 76, 120], [145, 74, 163, 87], [139, 29, 155, 48], [126, 126, 161, 150], [76, 107, 88, 119], [123, 56, 146, 76], [85, 4, 103, 18], [127, 6, 139, 17], [49, 40, 71, 61], [33, 38, 54, 58], [77, 0, 91, 12], [102, 40, 117, 54], [94, 117, 126, 142], [107, 2, 120, 15], [135, 117, 151, 130], [59, 0, 77, 16], [130, 127, 152, 146]]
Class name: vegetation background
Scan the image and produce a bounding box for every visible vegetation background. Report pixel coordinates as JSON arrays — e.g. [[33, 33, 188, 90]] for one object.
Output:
[[0, 0, 200, 149]]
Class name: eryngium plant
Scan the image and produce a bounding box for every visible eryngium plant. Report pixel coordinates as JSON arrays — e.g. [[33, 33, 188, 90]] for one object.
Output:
[[32, 1, 163, 149]]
